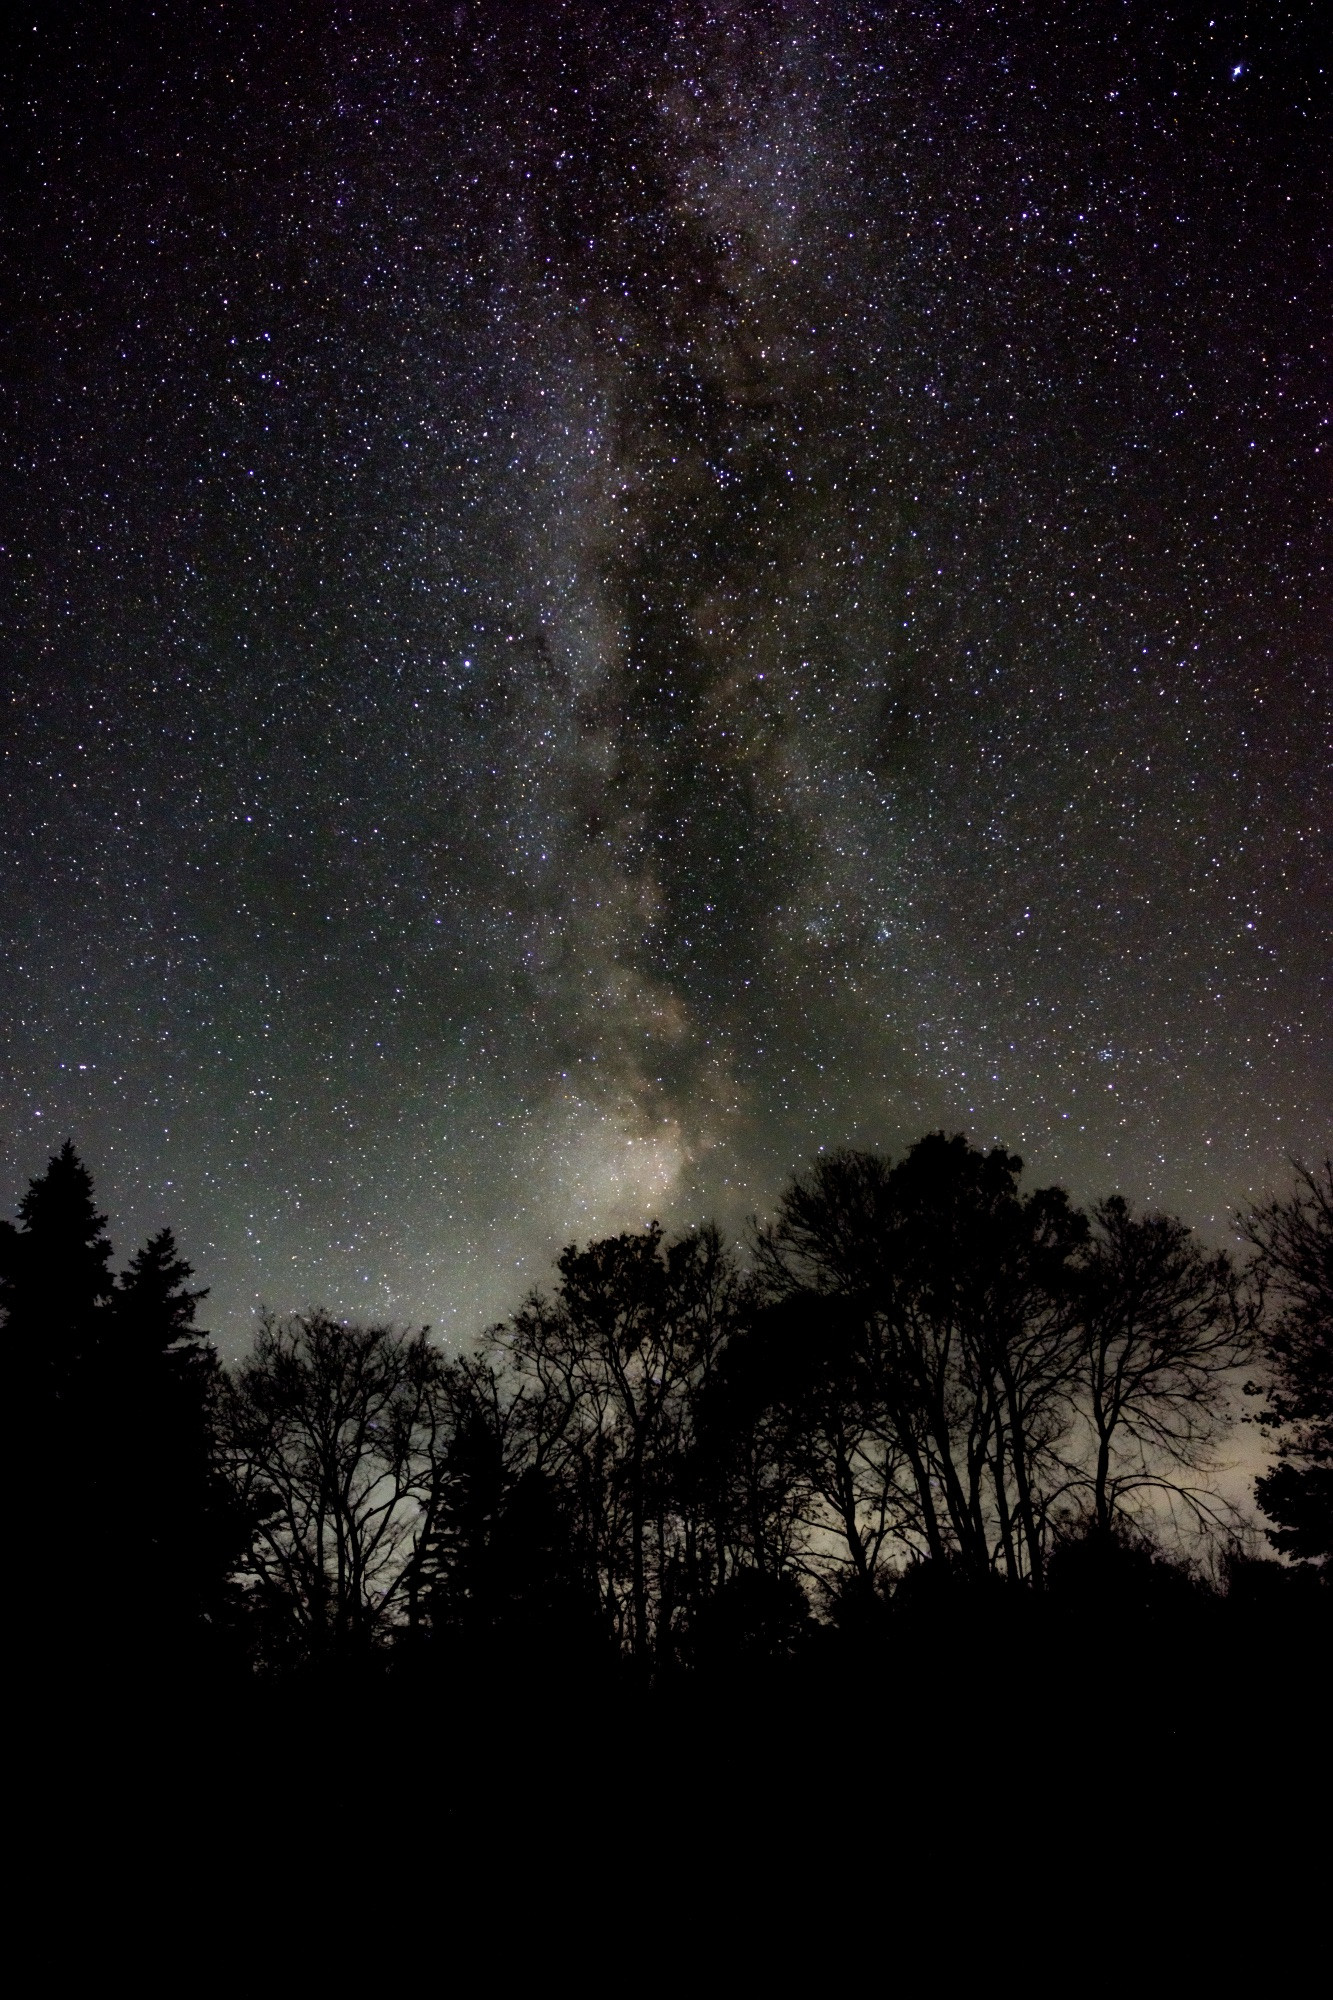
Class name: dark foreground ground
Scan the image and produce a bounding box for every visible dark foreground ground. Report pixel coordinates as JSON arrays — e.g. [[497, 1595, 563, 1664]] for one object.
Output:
[[25, 1555, 1330, 1883]]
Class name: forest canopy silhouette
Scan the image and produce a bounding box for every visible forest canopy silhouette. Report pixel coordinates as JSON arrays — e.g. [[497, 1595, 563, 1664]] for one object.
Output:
[[5, 1132, 1328, 1728]]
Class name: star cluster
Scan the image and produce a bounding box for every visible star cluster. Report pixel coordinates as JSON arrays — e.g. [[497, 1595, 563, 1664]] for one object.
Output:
[[2, 1, 1328, 1350]]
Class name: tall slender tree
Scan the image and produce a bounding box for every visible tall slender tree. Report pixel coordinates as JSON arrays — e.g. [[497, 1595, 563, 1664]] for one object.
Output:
[[111, 1230, 243, 1647], [1243, 1160, 1333, 1570]]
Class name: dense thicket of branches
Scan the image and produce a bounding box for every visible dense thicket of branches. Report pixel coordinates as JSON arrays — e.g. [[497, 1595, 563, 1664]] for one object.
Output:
[[3, 1135, 1328, 1690]]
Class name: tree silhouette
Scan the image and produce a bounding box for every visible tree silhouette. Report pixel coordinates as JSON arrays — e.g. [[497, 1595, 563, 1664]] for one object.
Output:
[[220, 1313, 450, 1660], [502, 1223, 743, 1663], [414, 1404, 508, 1640], [687, 1346, 811, 1597], [754, 1134, 1088, 1584], [707, 1293, 900, 1602], [1, 1143, 115, 1654], [2, 1145, 237, 1667], [6, 1130, 1311, 1716], [1244, 1160, 1333, 1570], [0, 1140, 113, 1390], [1071, 1197, 1254, 1537], [411, 1396, 606, 1681], [111, 1230, 245, 1649]]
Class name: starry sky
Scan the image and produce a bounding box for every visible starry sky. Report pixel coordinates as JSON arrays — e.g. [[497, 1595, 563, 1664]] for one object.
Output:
[[3, 1, 1329, 1354]]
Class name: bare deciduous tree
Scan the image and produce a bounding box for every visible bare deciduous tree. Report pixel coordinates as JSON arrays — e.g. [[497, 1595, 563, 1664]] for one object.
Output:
[[501, 1224, 742, 1661], [754, 1136, 1088, 1585], [1071, 1198, 1255, 1536], [221, 1313, 449, 1654]]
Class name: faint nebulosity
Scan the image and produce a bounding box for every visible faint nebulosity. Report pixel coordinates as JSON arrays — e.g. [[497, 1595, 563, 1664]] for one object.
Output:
[[2, 1, 1328, 1348]]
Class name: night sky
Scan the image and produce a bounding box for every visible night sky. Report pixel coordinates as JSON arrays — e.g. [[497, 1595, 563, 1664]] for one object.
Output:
[[3, 1, 1329, 1354]]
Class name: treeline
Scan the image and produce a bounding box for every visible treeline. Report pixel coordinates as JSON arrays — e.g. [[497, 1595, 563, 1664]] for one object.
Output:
[[3, 1134, 1329, 1690]]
